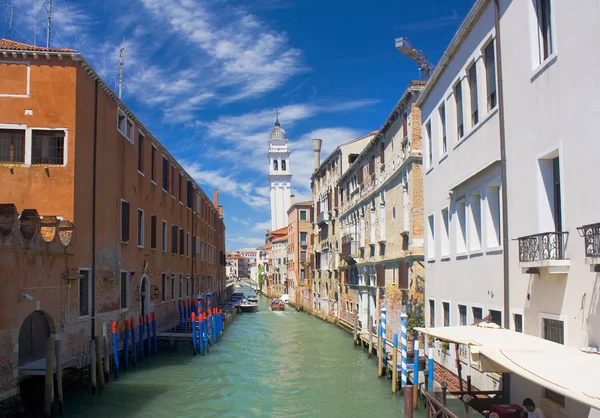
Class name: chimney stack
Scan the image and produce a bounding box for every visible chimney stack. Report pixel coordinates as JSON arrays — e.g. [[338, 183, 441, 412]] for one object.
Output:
[[290, 194, 295, 206], [312, 138, 322, 171], [213, 189, 219, 208]]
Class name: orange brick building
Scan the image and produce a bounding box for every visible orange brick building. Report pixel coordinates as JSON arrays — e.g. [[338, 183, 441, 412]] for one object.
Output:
[[0, 39, 227, 400], [286, 196, 313, 308]]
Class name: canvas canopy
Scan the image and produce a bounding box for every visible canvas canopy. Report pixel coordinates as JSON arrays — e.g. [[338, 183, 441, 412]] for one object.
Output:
[[415, 323, 600, 411]]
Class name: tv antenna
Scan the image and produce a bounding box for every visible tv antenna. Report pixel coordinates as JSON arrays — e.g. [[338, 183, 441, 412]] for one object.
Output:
[[44, 0, 53, 48], [118, 37, 126, 99], [0, 2, 14, 40]]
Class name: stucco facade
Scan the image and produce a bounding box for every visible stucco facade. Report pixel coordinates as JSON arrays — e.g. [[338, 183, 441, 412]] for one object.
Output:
[[0, 40, 227, 401], [287, 198, 313, 308]]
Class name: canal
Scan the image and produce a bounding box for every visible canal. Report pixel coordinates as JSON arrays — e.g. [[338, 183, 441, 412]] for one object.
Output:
[[54, 289, 425, 417]]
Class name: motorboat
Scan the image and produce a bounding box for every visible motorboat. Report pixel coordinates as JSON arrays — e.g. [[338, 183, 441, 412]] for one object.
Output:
[[246, 294, 259, 303], [270, 298, 285, 311], [240, 297, 259, 313]]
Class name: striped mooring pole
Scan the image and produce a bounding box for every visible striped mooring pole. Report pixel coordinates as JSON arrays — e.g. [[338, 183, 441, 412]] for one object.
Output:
[[197, 293, 204, 355], [401, 310, 408, 388], [381, 302, 387, 367]]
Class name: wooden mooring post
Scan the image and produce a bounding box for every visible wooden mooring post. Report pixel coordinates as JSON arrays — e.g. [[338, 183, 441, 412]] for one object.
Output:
[[55, 337, 64, 412], [377, 327, 383, 377], [353, 313, 358, 346], [44, 337, 55, 417], [90, 339, 97, 394], [403, 385, 414, 418], [95, 337, 105, 389]]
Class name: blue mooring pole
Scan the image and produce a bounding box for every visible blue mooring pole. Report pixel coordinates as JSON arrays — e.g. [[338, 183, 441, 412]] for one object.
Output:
[[124, 321, 129, 372], [112, 321, 119, 378], [191, 312, 197, 355], [413, 340, 419, 389], [152, 312, 158, 356], [131, 318, 137, 366], [428, 347, 434, 393], [139, 315, 144, 362], [145, 314, 151, 357]]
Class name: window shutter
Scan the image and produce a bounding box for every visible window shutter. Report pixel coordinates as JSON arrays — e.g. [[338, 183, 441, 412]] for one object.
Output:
[[380, 142, 385, 165], [402, 113, 407, 137], [171, 225, 177, 254], [399, 262, 409, 290], [358, 166, 364, 184], [369, 155, 375, 174], [317, 201, 321, 213], [150, 215, 157, 249], [334, 186, 339, 208], [121, 201, 130, 242], [327, 192, 332, 211], [485, 42, 496, 96], [376, 265, 385, 287]]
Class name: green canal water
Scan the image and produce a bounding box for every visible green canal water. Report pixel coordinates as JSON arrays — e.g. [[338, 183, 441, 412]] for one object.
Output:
[[56, 289, 425, 418]]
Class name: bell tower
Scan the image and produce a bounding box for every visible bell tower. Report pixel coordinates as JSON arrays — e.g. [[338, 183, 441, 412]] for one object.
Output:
[[268, 110, 292, 231]]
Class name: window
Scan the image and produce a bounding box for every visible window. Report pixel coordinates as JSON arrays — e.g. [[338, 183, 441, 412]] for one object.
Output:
[[380, 142, 385, 165], [455, 199, 466, 255], [186, 232, 190, 258], [187, 180, 193, 208], [162, 220, 167, 252], [425, 121, 432, 168], [162, 156, 169, 191], [282, 159, 286, 171], [150, 215, 157, 249], [300, 232, 307, 246], [472, 307, 483, 323], [300, 210, 307, 221], [273, 160, 278, 171], [121, 200, 130, 243], [31, 130, 65, 165], [171, 276, 175, 299], [179, 172, 183, 202], [151, 145, 157, 182], [300, 269, 305, 281], [429, 300, 435, 327], [0, 129, 25, 163], [120, 272, 128, 309], [485, 183, 502, 249], [191, 276, 195, 297], [171, 165, 175, 198], [161, 274, 166, 302], [542, 317, 565, 406], [137, 133, 144, 173], [484, 41, 497, 110], [468, 64, 478, 126], [179, 275, 182, 298], [78, 269, 90, 316], [458, 305, 467, 326], [468, 191, 482, 252], [439, 103, 447, 155], [443, 302, 450, 327], [179, 228, 184, 256], [441, 208, 450, 258], [426, 214, 435, 259], [552, 156, 562, 232], [171, 225, 178, 254], [514, 313, 523, 332], [489, 309, 502, 326], [454, 82, 464, 139], [534, 0, 554, 64], [117, 109, 128, 137], [137, 209, 144, 247]]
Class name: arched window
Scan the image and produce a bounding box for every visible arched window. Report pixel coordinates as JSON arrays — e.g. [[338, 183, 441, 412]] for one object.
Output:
[[281, 159, 286, 171], [273, 160, 278, 171]]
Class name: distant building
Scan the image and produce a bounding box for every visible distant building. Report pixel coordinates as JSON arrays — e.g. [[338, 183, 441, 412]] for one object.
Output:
[[287, 196, 313, 308]]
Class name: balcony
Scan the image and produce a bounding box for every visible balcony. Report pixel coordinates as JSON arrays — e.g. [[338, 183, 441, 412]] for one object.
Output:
[[518, 231, 570, 274], [341, 233, 359, 258], [576, 222, 600, 271], [317, 211, 330, 225]]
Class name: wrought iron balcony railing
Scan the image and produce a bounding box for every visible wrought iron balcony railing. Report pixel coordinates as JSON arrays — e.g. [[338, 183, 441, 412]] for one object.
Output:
[[576, 222, 600, 258], [518, 231, 568, 262]]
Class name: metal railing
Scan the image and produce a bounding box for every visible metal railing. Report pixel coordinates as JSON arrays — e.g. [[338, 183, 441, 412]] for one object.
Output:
[[517, 231, 568, 262], [577, 222, 600, 258]]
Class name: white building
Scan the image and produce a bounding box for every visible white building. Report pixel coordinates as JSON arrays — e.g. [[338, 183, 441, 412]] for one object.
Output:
[[420, 1, 600, 417], [268, 116, 292, 231]]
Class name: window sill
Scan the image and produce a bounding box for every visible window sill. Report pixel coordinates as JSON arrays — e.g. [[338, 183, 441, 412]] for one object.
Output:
[[137, 245, 144, 249], [179, 201, 184, 206], [469, 250, 484, 258], [426, 258, 435, 263], [151, 180, 157, 186], [162, 188, 168, 193], [439, 153, 448, 164], [531, 53, 558, 82], [456, 251, 468, 259], [453, 107, 498, 151], [150, 247, 156, 251], [121, 240, 129, 244], [138, 170, 145, 177], [485, 245, 503, 254], [171, 195, 176, 200], [440, 255, 451, 262], [425, 166, 434, 175], [31, 163, 65, 168]]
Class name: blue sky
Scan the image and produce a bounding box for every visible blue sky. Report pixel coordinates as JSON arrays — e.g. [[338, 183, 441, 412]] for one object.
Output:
[[4, 0, 472, 251]]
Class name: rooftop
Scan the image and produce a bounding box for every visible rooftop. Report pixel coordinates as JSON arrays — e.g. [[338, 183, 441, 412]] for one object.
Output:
[[0, 39, 76, 53]]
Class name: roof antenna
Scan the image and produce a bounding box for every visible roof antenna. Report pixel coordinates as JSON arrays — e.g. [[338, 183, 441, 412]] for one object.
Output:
[[0, 2, 14, 40], [44, 0, 53, 48], [118, 37, 126, 100], [274, 107, 281, 126]]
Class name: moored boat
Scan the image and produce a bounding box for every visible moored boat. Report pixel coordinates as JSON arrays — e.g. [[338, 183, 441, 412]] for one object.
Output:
[[240, 298, 259, 313]]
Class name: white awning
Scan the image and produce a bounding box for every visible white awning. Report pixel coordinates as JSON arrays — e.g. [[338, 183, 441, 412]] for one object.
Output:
[[415, 324, 600, 411]]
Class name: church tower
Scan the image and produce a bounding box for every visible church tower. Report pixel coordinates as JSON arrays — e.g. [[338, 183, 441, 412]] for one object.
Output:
[[268, 112, 292, 231]]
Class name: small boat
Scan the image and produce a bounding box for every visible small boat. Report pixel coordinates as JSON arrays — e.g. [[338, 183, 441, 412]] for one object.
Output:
[[270, 298, 285, 311], [240, 298, 259, 313], [246, 295, 259, 303]]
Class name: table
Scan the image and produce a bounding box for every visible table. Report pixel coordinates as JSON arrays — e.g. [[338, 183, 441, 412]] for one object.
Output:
[[491, 404, 524, 418]]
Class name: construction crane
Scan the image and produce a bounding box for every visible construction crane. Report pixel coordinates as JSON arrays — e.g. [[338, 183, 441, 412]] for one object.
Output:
[[395, 37, 434, 80]]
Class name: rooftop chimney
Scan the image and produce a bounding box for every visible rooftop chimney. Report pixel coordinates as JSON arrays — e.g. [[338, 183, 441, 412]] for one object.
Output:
[[290, 194, 295, 206], [213, 189, 219, 208], [312, 138, 322, 171]]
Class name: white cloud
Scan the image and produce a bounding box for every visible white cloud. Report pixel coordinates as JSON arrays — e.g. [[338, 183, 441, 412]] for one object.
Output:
[[229, 236, 266, 246], [252, 220, 272, 232]]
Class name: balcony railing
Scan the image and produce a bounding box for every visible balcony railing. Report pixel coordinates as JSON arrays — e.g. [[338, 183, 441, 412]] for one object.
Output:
[[341, 233, 359, 257], [518, 231, 568, 262], [576, 222, 600, 258], [317, 211, 329, 225]]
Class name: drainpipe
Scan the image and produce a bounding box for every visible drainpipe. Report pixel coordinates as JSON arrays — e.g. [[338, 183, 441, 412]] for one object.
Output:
[[91, 79, 99, 338], [494, 0, 511, 400]]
